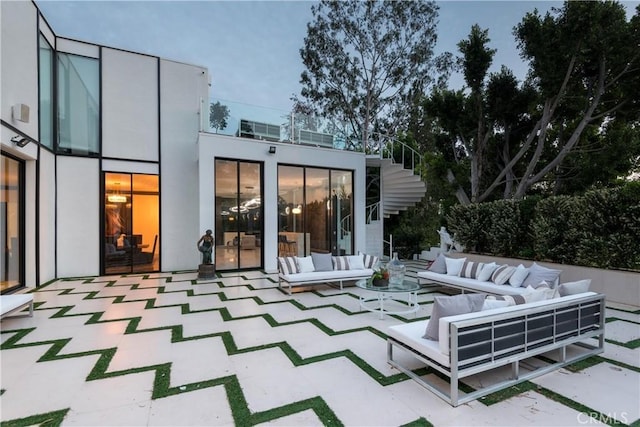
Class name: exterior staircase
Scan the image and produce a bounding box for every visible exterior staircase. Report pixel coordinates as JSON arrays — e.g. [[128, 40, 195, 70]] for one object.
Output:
[[364, 139, 427, 256]]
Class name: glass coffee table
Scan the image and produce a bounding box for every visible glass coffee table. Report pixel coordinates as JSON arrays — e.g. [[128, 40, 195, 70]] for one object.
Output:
[[355, 279, 421, 319]]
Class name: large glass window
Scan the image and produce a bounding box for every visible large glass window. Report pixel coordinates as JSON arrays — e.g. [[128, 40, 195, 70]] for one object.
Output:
[[57, 53, 100, 155], [215, 159, 263, 270], [104, 173, 159, 274], [1, 153, 24, 293], [39, 35, 54, 149], [278, 166, 353, 256]]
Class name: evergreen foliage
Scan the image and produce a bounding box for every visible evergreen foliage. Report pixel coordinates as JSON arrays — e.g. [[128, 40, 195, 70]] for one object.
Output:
[[446, 182, 640, 270]]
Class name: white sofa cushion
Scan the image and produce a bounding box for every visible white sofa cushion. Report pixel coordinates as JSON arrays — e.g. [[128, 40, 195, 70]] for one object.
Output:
[[558, 279, 591, 296], [477, 262, 498, 281], [296, 256, 315, 273], [387, 321, 450, 367], [445, 257, 466, 276], [347, 255, 366, 270], [280, 268, 373, 283], [508, 264, 529, 287]]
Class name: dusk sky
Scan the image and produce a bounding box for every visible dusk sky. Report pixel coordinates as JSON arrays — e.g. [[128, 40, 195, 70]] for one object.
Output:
[[36, 1, 639, 114]]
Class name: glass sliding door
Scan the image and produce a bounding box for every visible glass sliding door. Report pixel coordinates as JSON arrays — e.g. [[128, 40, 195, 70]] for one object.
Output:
[[306, 168, 330, 254], [331, 170, 353, 256], [1, 153, 24, 293], [277, 166, 305, 256], [104, 172, 159, 274], [215, 159, 263, 270], [277, 165, 353, 257]]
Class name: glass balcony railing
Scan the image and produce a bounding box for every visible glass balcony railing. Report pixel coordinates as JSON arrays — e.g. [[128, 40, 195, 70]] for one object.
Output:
[[202, 98, 423, 173], [204, 98, 361, 151]]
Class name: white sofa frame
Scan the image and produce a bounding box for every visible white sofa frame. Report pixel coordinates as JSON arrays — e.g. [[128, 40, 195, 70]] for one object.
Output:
[[278, 269, 373, 295], [0, 294, 34, 319], [387, 292, 605, 406], [417, 270, 560, 296]]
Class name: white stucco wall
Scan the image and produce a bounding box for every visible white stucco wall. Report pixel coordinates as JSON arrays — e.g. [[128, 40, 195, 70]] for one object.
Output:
[[160, 59, 209, 271], [56, 156, 100, 277], [39, 149, 56, 284], [102, 48, 159, 161], [198, 133, 367, 273], [0, 0, 39, 140]]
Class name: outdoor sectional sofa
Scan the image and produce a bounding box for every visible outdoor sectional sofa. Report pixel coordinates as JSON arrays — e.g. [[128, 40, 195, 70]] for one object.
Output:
[[387, 291, 605, 406], [417, 255, 562, 296], [277, 252, 377, 295]]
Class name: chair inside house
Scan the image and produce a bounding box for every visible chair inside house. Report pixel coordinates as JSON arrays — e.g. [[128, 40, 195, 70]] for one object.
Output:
[[278, 234, 297, 257], [240, 234, 256, 250], [105, 242, 127, 267], [133, 235, 157, 265]]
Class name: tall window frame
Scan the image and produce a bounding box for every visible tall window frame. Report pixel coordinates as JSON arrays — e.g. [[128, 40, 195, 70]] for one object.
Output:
[[39, 34, 54, 150], [103, 172, 160, 275], [277, 165, 353, 257], [57, 52, 100, 155]]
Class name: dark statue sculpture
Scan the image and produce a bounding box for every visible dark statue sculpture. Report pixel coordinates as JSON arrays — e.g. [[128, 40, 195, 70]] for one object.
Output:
[[197, 229, 214, 264]]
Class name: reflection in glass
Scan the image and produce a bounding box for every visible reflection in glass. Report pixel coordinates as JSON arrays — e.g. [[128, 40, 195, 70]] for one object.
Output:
[[278, 166, 353, 257], [58, 52, 100, 155], [1, 154, 23, 293], [39, 34, 54, 149], [215, 159, 263, 270]]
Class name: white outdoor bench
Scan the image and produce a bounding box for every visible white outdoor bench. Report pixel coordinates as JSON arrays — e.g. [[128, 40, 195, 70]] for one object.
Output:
[[387, 292, 605, 406], [278, 269, 374, 295], [0, 294, 34, 319]]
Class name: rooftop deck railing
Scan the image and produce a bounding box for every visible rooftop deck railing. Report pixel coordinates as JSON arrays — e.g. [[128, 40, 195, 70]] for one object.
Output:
[[202, 98, 423, 173]]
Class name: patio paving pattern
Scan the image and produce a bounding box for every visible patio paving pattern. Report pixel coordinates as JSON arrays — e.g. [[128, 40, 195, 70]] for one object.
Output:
[[1, 264, 639, 426]]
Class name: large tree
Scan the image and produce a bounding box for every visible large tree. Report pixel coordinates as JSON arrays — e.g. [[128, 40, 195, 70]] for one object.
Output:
[[297, 0, 444, 151], [420, 1, 640, 203]]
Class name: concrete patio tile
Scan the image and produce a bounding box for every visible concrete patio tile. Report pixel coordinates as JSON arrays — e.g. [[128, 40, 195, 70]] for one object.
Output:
[[148, 386, 233, 426], [532, 363, 640, 423]]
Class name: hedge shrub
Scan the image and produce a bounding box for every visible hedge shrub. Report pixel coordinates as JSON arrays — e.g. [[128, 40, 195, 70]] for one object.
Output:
[[446, 183, 640, 271]]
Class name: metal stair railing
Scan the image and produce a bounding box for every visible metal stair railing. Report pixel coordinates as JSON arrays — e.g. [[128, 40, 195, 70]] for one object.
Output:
[[368, 133, 423, 176]]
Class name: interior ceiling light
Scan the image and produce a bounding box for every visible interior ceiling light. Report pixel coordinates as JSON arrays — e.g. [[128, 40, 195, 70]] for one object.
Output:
[[292, 204, 302, 215], [107, 183, 127, 203]]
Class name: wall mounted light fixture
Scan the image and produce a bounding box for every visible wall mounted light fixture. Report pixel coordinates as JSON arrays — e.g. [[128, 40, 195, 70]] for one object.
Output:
[[10, 135, 30, 147], [268, 146, 276, 154]]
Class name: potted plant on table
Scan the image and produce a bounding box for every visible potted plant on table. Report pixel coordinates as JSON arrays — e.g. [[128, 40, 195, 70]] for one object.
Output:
[[370, 266, 390, 287]]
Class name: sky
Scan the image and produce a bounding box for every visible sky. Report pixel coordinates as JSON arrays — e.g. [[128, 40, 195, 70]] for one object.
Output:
[[36, 0, 639, 114]]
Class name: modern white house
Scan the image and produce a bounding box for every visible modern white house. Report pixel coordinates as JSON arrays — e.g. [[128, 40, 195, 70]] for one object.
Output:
[[1, 0, 426, 294]]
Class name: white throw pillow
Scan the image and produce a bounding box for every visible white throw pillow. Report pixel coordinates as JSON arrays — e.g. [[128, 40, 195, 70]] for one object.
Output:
[[523, 285, 557, 302], [296, 256, 315, 273], [482, 299, 511, 311], [558, 279, 591, 296], [347, 255, 365, 270], [477, 262, 498, 282], [508, 264, 530, 287], [445, 257, 466, 276]]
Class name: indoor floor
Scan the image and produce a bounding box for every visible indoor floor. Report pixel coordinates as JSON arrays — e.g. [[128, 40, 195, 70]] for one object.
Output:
[[1, 262, 639, 426]]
